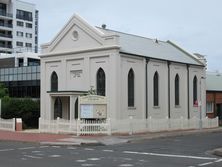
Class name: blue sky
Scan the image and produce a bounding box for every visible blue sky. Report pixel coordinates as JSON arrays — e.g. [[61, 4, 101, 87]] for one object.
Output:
[[28, 0, 222, 72]]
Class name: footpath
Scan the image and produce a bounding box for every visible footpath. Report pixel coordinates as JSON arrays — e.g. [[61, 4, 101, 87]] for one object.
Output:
[[0, 128, 222, 156]]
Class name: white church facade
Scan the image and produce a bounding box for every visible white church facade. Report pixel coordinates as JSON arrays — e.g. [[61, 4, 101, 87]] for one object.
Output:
[[39, 14, 218, 134]]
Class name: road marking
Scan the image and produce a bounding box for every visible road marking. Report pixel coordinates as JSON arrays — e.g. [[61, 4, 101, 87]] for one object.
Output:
[[24, 155, 42, 159], [123, 151, 218, 160], [119, 164, 134, 167], [18, 147, 35, 150], [39, 146, 49, 148], [103, 149, 114, 152], [0, 149, 14, 152], [215, 159, 222, 163], [52, 146, 61, 148], [32, 151, 41, 153], [49, 155, 61, 158], [88, 158, 101, 161], [76, 160, 87, 162], [67, 147, 76, 150], [198, 162, 214, 166], [81, 164, 96, 166], [84, 148, 94, 151]]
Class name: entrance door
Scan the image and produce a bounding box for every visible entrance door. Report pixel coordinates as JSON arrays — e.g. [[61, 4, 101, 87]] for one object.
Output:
[[54, 97, 62, 119], [75, 98, 78, 119]]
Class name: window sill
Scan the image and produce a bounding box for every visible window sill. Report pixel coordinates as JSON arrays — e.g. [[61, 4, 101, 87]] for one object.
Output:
[[128, 107, 136, 110], [153, 106, 160, 109]]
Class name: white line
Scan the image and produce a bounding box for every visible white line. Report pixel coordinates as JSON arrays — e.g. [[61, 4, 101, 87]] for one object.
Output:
[[0, 149, 14, 152], [198, 162, 214, 166], [24, 155, 42, 159], [39, 146, 49, 148], [103, 149, 114, 152], [49, 155, 61, 158], [123, 151, 218, 160], [215, 159, 222, 163], [84, 148, 94, 151], [18, 147, 35, 150]]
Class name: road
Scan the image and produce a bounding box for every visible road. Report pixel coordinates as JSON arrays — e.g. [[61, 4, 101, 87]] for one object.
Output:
[[0, 132, 222, 167]]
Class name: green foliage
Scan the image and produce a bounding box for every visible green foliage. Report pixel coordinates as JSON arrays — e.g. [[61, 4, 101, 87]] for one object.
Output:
[[0, 83, 8, 98], [1, 97, 40, 129]]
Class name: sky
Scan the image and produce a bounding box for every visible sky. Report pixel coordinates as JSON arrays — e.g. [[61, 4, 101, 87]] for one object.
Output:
[[27, 0, 222, 72]]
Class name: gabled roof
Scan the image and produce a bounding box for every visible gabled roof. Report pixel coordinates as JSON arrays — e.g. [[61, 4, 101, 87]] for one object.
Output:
[[98, 28, 204, 66], [206, 72, 222, 91]]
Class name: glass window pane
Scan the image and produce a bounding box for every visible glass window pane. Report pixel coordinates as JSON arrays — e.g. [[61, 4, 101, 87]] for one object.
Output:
[[37, 73, 40, 80], [9, 75, 13, 81], [18, 67, 22, 74], [14, 68, 18, 73], [9, 68, 13, 74], [32, 66, 37, 73], [1, 75, 4, 81], [32, 73, 36, 80], [22, 74, 27, 80], [22, 67, 27, 73], [18, 74, 22, 80], [4, 75, 8, 81], [27, 74, 31, 80], [0, 69, 4, 75], [27, 67, 32, 73], [5, 68, 8, 75], [13, 74, 18, 81], [37, 66, 40, 72]]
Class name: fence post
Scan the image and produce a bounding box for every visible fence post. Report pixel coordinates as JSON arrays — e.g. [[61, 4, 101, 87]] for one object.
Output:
[[77, 118, 80, 136], [13, 118, 16, 131]]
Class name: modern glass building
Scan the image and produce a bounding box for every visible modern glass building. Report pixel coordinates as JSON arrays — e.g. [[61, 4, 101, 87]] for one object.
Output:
[[0, 65, 40, 98]]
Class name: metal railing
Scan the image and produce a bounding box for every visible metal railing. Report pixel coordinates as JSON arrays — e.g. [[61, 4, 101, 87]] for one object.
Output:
[[0, 33, 12, 38], [0, 11, 13, 18], [0, 22, 13, 28]]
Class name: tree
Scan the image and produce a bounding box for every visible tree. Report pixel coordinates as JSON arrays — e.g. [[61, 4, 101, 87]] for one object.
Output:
[[0, 83, 8, 98]]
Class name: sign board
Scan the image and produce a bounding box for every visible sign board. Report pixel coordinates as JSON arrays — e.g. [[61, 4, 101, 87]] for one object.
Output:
[[79, 95, 107, 119]]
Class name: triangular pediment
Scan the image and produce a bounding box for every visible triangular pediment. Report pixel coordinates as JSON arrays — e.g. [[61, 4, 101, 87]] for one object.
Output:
[[42, 14, 116, 53]]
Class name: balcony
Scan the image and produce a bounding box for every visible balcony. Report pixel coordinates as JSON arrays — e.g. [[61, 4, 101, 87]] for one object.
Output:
[[0, 10, 13, 18], [0, 43, 12, 49], [0, 33, 12, 38], [0, 22, 13, 28]]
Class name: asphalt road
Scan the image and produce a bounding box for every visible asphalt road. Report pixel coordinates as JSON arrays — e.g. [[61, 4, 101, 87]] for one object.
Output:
[[0, 132, 222, 167]]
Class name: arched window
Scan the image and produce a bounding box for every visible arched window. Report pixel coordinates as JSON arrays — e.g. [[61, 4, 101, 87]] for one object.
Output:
[[128, 68, 134, 107], [153, 71, 159, 106], [175, 74, 180, 106], [51, 71, 58, 92], [193, 76, 198, 105], [54, 97, 62, 119], [97, 68, 105, 96]]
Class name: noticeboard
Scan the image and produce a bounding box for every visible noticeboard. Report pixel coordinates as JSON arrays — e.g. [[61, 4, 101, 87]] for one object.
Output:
[[79, 95, 107, 119]]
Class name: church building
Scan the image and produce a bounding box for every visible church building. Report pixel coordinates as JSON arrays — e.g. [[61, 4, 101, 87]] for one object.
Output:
[[39, 14, 209, 134]]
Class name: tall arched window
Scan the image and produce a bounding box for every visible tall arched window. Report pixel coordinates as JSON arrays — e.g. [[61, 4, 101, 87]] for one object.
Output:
[[97, 68, 105, 96], [153, 71, 159, 106], [128, 68, 134, 107], [51, 71, 58, 92], [193, 76, 198, 105], [175, 74, 180, 106], [54, 97, 62, 119]]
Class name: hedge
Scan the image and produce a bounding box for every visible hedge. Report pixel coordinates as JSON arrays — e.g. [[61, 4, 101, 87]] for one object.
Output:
[[1, 97, 40, 129]]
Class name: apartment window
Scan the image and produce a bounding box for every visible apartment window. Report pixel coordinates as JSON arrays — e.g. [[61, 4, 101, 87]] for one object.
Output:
[[16, 9, 33, 21], [206, 102, 213, 113], [26, 23, 32, 28], [96, 68, 105, 96], [16, 31, 23, 37], [16, 41, 23, 47], [26, 33, 32, 38], [128, 68, 134, 107], [25, 43, 32, 48], [153, 71, 159, 106], [193, 76, 198, 105], [175, 74, 180, 106], [17, 21, 24, 27]]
